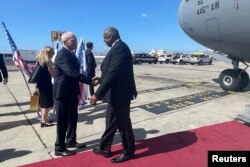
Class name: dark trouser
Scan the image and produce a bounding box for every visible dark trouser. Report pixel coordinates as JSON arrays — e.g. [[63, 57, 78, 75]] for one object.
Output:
[[99, 101, 135, 155], [89, 84, 95, 96], [55, 96, 78, 151]]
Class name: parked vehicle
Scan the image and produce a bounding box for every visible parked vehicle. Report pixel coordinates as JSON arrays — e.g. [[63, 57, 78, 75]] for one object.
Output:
[[149, 49, 168, 57], [158, 54, 173, 64], [170, 54, 191, 64], [189, 54, 212, 65], [132, 53, 158, 65]]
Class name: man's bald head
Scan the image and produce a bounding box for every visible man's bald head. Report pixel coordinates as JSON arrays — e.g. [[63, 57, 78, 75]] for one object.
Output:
[[61, 32, 77, 52]]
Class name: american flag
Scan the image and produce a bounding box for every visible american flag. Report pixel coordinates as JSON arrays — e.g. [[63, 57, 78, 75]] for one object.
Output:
[[2, 22, 35, 76], [75, 37, 89, 105]]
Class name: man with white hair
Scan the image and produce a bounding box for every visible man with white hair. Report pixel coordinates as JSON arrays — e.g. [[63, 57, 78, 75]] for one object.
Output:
[[53, 32, 93, 156]]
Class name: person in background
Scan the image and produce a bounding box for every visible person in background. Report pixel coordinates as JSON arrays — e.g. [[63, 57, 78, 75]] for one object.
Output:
[[90, 27, 137, 163], [36, 46, 55, 127], [0, 54, 8, 84], [53, 32, 98, 156], [85, 42, 97, 96]]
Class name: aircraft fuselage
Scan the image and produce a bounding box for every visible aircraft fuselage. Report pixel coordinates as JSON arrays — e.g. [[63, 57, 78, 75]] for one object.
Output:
[[179, 0, 250, 62]]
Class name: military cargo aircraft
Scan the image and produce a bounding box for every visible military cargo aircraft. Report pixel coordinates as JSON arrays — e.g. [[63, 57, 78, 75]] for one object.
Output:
[[178, 0, 250, 91]]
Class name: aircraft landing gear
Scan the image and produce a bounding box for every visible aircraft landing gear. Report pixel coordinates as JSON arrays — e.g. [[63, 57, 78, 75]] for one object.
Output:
[[239, 69, 249, 89], [219, 69, 241, 91], [219, 60, 249, 91]]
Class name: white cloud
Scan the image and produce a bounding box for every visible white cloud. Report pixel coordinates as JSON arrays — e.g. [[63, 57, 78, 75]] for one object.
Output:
[[141, 13, 148, 17]]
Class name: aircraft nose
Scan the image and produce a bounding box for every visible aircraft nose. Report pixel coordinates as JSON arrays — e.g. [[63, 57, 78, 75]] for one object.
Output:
[[178, 0, 185, 31]]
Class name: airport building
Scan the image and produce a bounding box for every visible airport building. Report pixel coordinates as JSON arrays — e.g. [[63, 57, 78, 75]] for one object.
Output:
[[0, 52, 13, 59]]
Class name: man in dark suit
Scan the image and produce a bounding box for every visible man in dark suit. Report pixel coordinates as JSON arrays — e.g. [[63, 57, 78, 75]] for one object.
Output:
[[54, 32, 94, 156], [0, 54, 8, 84], [85, 42, 96, 96], [90, 27, 137, 163]]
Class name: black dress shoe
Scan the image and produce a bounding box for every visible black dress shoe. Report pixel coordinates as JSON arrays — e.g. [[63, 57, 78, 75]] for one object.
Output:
[[55, 149, 76, 156], [66, 142, 86, 149], [93, 147, 111, 158], [111, 153, 135, 163], [41, 122, 53, 128]]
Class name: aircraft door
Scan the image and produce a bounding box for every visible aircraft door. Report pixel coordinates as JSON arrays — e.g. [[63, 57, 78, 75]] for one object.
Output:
[[206, 18, 222, 41]]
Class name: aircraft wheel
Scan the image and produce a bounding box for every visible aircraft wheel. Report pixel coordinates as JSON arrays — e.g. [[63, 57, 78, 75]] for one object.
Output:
[[238, 69, 249, 89], [219, 69, 242, 91]]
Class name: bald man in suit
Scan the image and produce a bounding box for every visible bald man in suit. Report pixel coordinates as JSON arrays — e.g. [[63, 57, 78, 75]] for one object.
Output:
[[54, 32, 96, 156]]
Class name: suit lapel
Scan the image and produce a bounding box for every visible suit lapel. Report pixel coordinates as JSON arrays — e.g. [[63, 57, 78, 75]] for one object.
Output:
[[100, 41, 121, 71], [101, 47, 112, 71]]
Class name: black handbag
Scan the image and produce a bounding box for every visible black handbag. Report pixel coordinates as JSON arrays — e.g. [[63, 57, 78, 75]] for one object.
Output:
[[28, 65, 42, 84]]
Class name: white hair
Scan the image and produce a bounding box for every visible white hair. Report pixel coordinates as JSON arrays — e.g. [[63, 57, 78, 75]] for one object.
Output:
[[60, 32, 77, 52], [61, 32, 75, 44]]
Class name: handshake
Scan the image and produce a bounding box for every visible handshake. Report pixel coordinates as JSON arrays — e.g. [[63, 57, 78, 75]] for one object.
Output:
[[89, 76, 100, 105]]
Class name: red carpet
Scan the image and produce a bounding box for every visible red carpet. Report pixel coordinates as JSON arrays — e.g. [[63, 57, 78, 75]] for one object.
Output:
[[22, 121, 250, 167]]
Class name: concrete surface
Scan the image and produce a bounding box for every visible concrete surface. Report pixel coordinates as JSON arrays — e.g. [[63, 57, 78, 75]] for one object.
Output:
[[0, 61, 250, 166]]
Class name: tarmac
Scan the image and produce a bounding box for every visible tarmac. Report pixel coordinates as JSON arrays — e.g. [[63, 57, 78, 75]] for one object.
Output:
[[1, 61, 250, 166]]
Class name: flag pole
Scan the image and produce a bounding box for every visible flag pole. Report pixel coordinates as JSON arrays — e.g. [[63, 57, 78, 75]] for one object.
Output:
[[2, 22, 41, 118], [2, 22, 32, 96]]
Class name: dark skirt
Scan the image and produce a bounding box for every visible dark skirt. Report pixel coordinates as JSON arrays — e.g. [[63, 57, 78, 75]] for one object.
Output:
[[38, 83, 53, 108], [36, 65, 54, 108]]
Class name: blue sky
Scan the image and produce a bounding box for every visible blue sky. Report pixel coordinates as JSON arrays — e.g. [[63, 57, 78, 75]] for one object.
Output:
[[0, 0, 205, 54]]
